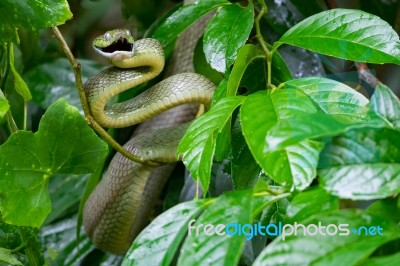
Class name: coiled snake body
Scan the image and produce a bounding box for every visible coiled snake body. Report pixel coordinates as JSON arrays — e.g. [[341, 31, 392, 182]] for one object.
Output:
[[83, 29, 215, 254]]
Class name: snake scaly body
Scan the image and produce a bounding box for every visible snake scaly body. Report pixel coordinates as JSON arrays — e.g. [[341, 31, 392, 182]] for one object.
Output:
[[82, 28, 215, 254]]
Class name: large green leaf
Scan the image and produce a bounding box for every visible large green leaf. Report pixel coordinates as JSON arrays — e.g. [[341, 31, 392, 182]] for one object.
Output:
[[227, 44, 264, 96], [152, 0, 230, 47], [263, 140, 323, 190], [231, 118, 262, 190], [363, 253, 400, 266], [367, 198, 400, 223], [319, 127, 400, 200], [0, 0, 72, 44], [370, 82, 400, 129], [284, 77, 369, 121], [122, 200, 209, 266], [285, 187, 339, 223], [177, 191, 251, 266], [273, 9, 400, 65], [241, 90, 321, 189], [254, 210, 400, 266], [229, 44, 292, 97], [203, 3, 254, 73], [177, 96, 245, 195], [264, 111, 383, 152], [0, 99, 108, 227]]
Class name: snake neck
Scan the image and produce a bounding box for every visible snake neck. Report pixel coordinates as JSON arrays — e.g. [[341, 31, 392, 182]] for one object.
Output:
[[84, 38, 165, 128]]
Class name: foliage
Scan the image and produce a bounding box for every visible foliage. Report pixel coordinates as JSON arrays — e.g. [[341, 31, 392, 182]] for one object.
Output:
[[0, 0, 399, 265]]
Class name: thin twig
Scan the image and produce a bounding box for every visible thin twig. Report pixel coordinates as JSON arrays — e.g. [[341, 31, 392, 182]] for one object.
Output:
[[1, 43, 19, 133], [51, 26, 159, 167], [51, 27, 91, 117], [394, 5, 400, 35], [324, 0, 338, 9], [355, 62, 379, 88], [254, 0, 274, 89]]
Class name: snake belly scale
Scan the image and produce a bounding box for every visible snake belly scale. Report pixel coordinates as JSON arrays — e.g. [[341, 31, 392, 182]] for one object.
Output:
[[83, 29, 215, 254]]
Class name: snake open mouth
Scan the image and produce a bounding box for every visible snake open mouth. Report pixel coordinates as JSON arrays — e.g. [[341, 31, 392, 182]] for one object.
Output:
[[97, 37, 133, 54]]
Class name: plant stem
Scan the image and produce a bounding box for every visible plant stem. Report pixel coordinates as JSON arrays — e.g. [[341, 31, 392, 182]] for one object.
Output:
[[5, 111, 18, 133], [1, 44, 19, 133], [51, 27, 159, 167], [23, 102, 27, 130], [254, 0, 274, 89]]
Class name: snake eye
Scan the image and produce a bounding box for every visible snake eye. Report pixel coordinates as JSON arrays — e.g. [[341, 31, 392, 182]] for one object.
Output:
[[104, 32, 111, 42]]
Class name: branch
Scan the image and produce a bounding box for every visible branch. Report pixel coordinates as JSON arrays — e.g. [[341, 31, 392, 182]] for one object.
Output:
[[355, 62, 379, 89], [254, 0, 274, 89], [324, 0, 338, 9]]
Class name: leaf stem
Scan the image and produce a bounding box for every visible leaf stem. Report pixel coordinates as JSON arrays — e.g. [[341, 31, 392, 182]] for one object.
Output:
[[23, 102, 28, 130], [51, 27, 159, 167], [5, 111, 18, 133], [1, 43, 19, 133], [254, 0, 274, 89]]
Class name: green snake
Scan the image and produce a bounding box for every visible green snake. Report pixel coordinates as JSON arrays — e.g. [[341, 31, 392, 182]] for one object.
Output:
[[82, 28, 215, 254]]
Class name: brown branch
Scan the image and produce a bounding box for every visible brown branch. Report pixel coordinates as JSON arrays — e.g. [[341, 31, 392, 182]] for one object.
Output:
[[395, 4, 400, 35], [355, 62, 379, 89], [324, 0, 338, 9]]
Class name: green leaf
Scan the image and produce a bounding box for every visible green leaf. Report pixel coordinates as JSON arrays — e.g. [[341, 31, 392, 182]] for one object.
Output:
[[9, 44, 31, 102], [0, 247, 23, 266], [264, 140, 324, 190], [241, 90, 321, 189], [264, 111, 382, 152], [285, 187, 339, 223], [231, 118, 262, 190], [363, 252, 400, 266], [319, 127, 400, 200], [0, 0, 72, 44], [203, 3, 254, 73], [284, 77, 369, 121], [227, 44, 265, 96], [25, 58, 102, 111], [273, 9, 400, 65], [0, 91, 10, 120], [367, 198, 400, 223], [152, 0, 231, 47], [122, 200, 209, 266], [370, 82, 400, 129], [194, 37, 223, 85], [177, 96, 245, 195], [254, 210, 400, 266], [0, 99, 108, 227], [178, 191, 253, 266]]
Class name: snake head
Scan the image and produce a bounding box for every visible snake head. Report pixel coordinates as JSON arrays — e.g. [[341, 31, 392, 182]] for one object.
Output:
[[93, 29, 135, 66]]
